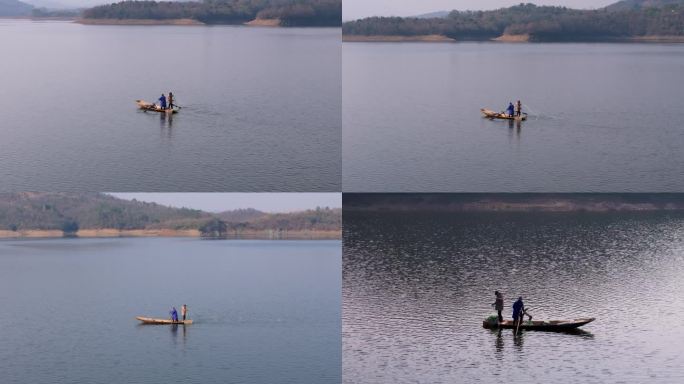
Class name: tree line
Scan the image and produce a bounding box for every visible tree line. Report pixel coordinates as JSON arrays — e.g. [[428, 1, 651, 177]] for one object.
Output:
[[0, 193, 341, 236], [199, 207, 341, 237], [342, 3, 684, 41], [82, 0, 341, 26]]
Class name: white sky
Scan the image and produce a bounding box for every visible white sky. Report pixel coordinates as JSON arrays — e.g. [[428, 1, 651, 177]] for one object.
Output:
[[343, 0, 618, 21], [108, 193, 341, 213]]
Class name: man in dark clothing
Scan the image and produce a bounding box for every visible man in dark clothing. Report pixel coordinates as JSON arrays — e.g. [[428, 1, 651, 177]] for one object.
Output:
[[170, 307, 179, 322], [516, 100, 522, 117], [512, 297, 525, 327], [492, 291, 504, 322], [168, 92, 174, 110], [506, 102, 515, 117], [158, 94, 167, 110]]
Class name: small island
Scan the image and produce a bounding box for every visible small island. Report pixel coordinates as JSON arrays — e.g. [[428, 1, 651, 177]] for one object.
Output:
[[342, 0, 684, 43], [0, 193, 341, 239]]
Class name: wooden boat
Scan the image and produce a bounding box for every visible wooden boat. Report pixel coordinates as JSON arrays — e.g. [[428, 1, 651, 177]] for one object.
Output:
[[136, 316, 193, 325], [136, 99, 178, 114], [483, 317, 594, 331], [481, 108, 527, 121]]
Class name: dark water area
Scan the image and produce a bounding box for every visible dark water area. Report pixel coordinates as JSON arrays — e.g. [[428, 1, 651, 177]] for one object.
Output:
[[0, 20, 340, 191], [343, 209, 684, 383], [343, 42, 684, 192], [0, 238, 341, 384]]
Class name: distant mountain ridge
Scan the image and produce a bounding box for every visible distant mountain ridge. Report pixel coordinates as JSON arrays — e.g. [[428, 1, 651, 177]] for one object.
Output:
[[344, 194, 684, 212], [413, 10, 449, 19], [0, 0, 34, 16], [606, 0, 684, 11]]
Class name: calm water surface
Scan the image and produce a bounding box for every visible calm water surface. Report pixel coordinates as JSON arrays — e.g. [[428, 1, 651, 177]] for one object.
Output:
[[343, 210, 684, 383], [0, 238, 341, 384], [0, 20, 340, 191], [343, 43, 684, 191]]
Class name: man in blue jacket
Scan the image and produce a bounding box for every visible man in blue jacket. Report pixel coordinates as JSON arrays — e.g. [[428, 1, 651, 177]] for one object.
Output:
[[158, 93, 167, 110], [170, 307, 179, 322], [512, 296, 525, 327], [506, 102, 515, 117]]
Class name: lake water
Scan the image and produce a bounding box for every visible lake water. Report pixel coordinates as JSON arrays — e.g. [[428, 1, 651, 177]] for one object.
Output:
[[0, 238, 341, 384], [0, 20, 340, 191], [343, 208, 684, 383], [343, 42, 684, 192]]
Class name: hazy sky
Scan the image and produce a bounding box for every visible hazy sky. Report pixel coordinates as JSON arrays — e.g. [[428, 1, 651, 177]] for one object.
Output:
[[108, 193, 341, 213], [343, 0, 617, 21]]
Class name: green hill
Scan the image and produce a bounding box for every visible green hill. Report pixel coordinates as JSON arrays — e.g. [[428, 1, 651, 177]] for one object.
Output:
[[0, 0, 33, 16], [606, 0, 684, 11], [82, 0, 342, 26], [0, 193, 341, 238], [343, 1, 684, 42]]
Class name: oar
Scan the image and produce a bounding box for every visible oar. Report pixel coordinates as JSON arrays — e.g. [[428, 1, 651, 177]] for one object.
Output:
[[515, 307, 531, 335]]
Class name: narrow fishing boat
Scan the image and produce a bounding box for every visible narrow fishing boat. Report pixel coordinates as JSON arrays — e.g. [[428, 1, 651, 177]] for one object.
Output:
[[483, 317, 594, 331], [135, 99, 178, 114], [481, 108, 527, 121], [136, 316, 193, 325]]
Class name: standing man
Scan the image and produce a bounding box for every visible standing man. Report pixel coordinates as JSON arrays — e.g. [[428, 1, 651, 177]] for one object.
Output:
[[506, 102, 515, 117], [181, 304, 188, 321], [168, 92, 174, 110], [170, 306, 179, 322], [492, 291, 504, 322], [158, 93, 167, 110], [516, 100, 522, 117], [512, 297, 525, 328]]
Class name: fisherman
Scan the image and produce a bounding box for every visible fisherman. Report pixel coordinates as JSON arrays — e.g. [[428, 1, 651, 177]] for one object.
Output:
[[492, 291, 504, 322], [512, 297, 525, 327], [170, 306, 179, 322], [515, 100, 522, 117], [181, 304, 188, 321], [158, 93, 167, 110], [168, 92, 174, 110], [506, 102, 515, 117]]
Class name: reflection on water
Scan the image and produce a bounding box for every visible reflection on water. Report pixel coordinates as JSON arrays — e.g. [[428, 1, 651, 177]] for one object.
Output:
[[0, 238, 341, 384], [159, 112, 174, 132], [343, 43, 684, 191], [0, 21, 341, 191], [491, 328, 595, 359], [343, 210, 684, 383]]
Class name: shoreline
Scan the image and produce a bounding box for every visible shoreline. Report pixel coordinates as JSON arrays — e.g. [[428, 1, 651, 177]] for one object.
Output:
[[345, 203, 684, 213], [343, 195, 684, 213], [0, 229, 341, 240], [1, 17, 342, 28], [76, 18, 205, 26], [343, 33, 684, 43], [343, 34, 455, 42], [244, 18, 281, 27], [493, 34, 531, 42]]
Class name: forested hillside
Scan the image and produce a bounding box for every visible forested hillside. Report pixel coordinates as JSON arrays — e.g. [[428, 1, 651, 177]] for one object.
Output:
[[343, 1, 684, 41], [82, 0, 341, 26], [606, 0, 684, 10], [0, 193, 341, 237], [0, 0, 33, 16]]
